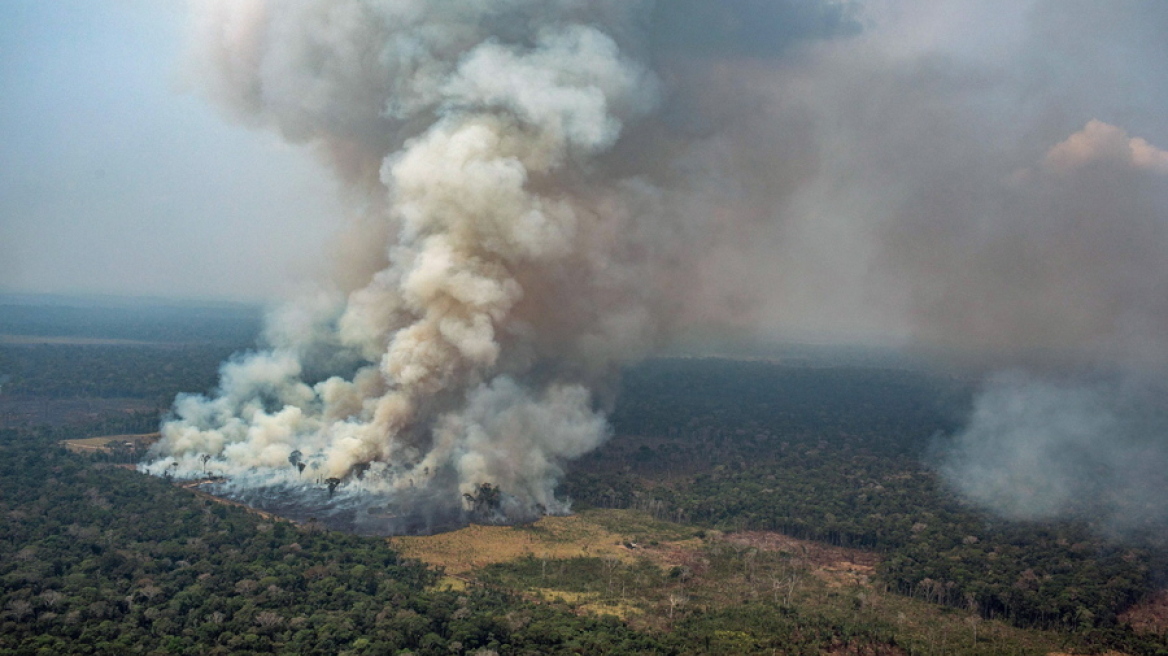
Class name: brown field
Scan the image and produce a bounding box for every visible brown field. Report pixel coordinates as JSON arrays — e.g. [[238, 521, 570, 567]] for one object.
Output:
[[393, 508, 883, 587], [393, 510, 691, 576], [392, 508, 1103, 654], [723, 530, 880, 588], [62, 432, 160, 454]]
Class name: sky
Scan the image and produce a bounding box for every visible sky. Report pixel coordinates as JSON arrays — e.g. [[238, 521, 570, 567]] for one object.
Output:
[[3, 0, 1168, 354], [0, 0, 340, 302], [8, 0, 1168, 530]]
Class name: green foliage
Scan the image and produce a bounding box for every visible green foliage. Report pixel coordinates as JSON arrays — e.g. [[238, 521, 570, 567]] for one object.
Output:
[[0, 302, 262, 345], [481, 555, 667, 599], [0, 344, 236, 403], [464, 483, 505, 519], [0, 428, 673, 655], [565, 359, 1168, 652]]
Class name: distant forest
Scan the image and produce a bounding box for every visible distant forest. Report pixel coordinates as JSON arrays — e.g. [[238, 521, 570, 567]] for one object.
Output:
[[0, 300, 260, 413], [3, 299, 1168, 654], [566, 359, 1167, 642], [0, 298, 262, 345]]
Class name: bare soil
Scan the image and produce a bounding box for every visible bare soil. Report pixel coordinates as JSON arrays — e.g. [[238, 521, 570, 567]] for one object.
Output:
[[722, 530, 880, 587]]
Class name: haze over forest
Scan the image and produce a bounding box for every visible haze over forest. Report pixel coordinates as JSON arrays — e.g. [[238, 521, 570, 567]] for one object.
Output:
[[1, 0, 1163, 352], [5, 3, 1168, 654], [4, 0, 1168, 533]]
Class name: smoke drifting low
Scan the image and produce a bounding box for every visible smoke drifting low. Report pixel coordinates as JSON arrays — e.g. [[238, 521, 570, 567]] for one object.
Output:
[[930, 115, 1168, 535], [142, 0, 1168, 535], [937, 373, 1168, 537]]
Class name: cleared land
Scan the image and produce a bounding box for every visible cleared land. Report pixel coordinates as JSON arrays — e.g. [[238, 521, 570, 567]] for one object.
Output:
[[393, 508, 1102, 655], [1120, 589, 1168, 635], [393, 508, 700, 576], [62, 432, 160, 454]]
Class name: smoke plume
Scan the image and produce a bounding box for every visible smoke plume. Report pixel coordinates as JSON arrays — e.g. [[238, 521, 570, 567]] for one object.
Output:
[[142, 0, 1168, 534], [144, 0, 671, 532], [937, 372, 1168, 537], [663, 0, 1168, 533]]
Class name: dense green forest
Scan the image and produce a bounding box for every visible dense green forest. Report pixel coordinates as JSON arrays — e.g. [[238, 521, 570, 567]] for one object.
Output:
[[0, 299, 260, 426], [0, 426, 1094, 656], [564, 359, 1168, 652], [0, 427, 673, 656], [0, 300, 262, 345], [0, 345, 237, 403], [4, 300, 1168, 654]]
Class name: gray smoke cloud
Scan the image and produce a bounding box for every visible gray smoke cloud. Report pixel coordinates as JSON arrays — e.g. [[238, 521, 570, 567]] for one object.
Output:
[[938, 372, 1168, 536], [649, 0, 1168, 531], [141, 0, 1168, 533], [144, 0, 680, 531], [808, 2, 1168, 531]]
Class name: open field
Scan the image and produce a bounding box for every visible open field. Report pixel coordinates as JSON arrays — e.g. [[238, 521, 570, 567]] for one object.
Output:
[[62, 431, 160, 454], [393, 509, 701, 576], [1121, 590, 1168, 634], [393, 508, 1114, 655]]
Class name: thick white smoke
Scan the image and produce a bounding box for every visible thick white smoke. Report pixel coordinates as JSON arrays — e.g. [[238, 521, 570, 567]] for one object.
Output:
[[144, 0, 668, 530], [142, 0, 1168, 535]]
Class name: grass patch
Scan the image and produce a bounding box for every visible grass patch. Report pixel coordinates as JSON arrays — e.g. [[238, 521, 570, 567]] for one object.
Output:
[[433, 576, 468, 592], [393, 508, 1091, 655], [481, 555, 667, 596], [578, 508, 704, 543], [392, 511, 672, 575], [62, 432, 159, 454]]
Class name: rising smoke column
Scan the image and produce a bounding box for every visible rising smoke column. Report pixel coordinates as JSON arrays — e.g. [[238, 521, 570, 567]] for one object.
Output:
[[144, 0, 669, 530], [141, 0, 863, 533], [143, 0, 1168, 537]]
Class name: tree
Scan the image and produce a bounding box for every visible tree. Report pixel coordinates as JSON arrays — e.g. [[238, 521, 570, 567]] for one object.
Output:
[[463, 483, 502, 516]]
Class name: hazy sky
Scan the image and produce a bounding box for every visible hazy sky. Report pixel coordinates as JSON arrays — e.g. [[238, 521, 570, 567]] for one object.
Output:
[[12, 0, 1162, 533], [0, 1, 340, 302], [4, 1, 1168, 357]]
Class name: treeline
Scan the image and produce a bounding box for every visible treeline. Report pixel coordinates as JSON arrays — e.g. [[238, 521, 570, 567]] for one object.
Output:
[[0, 345, 234, 403], [0, 428, 674, 655], [610, 358, 972, 457], [564, 359, 1168, 649], [0, 302, 262, 345]]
